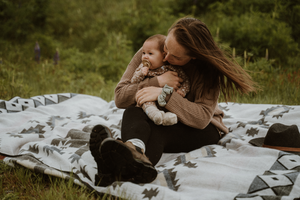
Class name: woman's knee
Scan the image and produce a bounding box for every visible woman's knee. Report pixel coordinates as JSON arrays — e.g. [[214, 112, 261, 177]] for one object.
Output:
[[123, 105, 147, 121], [123, 105, 140, 116], [121, 105, 151, 141]]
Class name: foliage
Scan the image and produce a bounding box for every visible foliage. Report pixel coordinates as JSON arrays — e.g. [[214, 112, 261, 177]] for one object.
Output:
[[0, 0, 49, 42], [168, 0, 300, 66], [201, 0, 300, 66], [215, 13, 298, 65], [0, 0, 299, 104], [206, 0, 300, 44], [169, 0, 220, 16], [119, 0, 177, 51]]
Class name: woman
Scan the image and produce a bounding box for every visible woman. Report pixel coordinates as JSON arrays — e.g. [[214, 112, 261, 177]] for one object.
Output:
[[89, 17, 257, 186]]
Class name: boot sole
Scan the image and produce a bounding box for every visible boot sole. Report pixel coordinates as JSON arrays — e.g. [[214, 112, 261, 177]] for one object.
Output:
[[100, 138, 158, 184], [89, 125, 114, 186]]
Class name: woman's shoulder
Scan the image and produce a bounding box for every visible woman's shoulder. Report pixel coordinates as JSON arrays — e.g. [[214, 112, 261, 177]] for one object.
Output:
[[131, 48, 143, 65], [125, 48, 143, 73]]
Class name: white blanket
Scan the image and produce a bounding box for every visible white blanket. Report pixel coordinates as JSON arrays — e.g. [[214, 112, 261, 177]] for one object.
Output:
[[0, 93, 299, 200]]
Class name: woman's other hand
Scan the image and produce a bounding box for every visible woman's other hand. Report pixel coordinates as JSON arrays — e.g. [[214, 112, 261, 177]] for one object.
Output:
[[136, 87, 162, 106], [176, 90, 185, 97], [157, 71, 183, 90]]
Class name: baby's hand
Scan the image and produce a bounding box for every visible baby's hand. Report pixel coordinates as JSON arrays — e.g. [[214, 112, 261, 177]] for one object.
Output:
[[141, 67, 149, 76], [176, 90, 185, 97]]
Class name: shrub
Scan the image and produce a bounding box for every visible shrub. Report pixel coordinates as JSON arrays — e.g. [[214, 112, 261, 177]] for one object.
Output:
[[214, 13, 299, 65], [0, 0, 49, 42]]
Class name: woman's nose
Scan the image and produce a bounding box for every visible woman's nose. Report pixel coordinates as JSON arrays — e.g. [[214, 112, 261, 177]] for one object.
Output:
[[164, 52, 170, 61]]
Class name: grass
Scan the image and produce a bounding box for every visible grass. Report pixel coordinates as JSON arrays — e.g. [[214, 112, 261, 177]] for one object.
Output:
[[0, 59, 117, 102], [234, 67, 300, 105], [0, 160, 124, 200], [1, 56, 300, 105]]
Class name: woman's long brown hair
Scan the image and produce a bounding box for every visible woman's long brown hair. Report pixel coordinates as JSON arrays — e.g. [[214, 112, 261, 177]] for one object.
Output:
[[169, 17, 258, 102]]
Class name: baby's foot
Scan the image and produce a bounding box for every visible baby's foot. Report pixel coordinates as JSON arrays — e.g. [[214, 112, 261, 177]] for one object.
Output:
[[162, 112, 177, 126], [151, 111, 164, 125], [145, 106, 164, 125]]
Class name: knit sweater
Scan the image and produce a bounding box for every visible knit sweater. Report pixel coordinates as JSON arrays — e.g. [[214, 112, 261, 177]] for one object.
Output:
[[114, 48, 229, 134]]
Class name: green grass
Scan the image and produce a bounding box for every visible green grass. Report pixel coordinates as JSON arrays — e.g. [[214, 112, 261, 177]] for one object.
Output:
[[0, 161, 124, 200], [1, 54, 299, 105], [0, 59, 117, 102], [234, 67, 300, 105]]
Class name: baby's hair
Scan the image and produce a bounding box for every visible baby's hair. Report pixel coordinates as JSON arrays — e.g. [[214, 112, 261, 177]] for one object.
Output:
[[145, 34, 166, 53]]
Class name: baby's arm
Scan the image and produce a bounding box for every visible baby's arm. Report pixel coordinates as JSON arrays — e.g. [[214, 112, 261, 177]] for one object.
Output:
[[177, 76, 190, 97], [167, 66, 190, 97], [131, 64, 148, 83], [141, 67, 149, 76]]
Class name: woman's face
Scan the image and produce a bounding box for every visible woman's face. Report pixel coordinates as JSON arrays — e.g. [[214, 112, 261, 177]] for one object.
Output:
[[164, 31, 194, 66]]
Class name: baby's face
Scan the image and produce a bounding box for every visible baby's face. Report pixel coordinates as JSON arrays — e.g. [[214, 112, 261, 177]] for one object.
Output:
[[142, 40, 165, 70]]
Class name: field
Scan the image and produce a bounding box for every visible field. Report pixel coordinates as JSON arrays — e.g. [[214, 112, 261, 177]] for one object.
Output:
[[0, 0, 299, 199]]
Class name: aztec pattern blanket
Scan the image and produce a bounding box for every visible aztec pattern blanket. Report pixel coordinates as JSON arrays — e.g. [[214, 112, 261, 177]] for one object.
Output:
[[0, 93, 299, 200]]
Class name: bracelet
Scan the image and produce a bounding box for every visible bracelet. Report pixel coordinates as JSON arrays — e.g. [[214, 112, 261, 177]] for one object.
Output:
[[158, 84, 173, 107]]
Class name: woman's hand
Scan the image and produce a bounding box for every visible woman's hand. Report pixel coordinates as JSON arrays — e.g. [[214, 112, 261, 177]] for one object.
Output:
[[136, 87, 162, 106], [157, 71, 183, 90]]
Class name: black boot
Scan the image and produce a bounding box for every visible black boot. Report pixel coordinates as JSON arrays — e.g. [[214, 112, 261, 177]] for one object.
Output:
[[89, 125, 115, 186], [100, 138, 158, 184]]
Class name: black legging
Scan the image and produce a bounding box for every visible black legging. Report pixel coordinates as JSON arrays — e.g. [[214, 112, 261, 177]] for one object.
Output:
[[121, 105, 220, 165]]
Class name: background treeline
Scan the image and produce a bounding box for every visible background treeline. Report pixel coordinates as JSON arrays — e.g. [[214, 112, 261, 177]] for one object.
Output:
[[0, 0, 299, 104]]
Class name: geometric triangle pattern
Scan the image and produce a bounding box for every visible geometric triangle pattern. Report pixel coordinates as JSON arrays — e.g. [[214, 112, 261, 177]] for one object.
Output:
[[0, 93, 76, 113], [247, 176, 270, 193], [277, 154, 300, 170], [244, 153, 300, 197]]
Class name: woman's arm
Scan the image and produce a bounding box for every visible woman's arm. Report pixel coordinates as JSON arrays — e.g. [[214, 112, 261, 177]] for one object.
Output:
[[167, 65, 190, 96], [135, 82, 219, 130], [165, 89, 219, 130], [136, 64, 221, 130], [164, 63, 220, 130]]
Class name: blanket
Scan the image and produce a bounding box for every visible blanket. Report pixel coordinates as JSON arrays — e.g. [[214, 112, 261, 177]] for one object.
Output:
[[0, 93, 299, 200]]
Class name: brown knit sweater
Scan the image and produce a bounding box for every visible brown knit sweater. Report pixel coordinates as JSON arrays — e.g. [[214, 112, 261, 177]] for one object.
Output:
[[114, 48, 229, 134]]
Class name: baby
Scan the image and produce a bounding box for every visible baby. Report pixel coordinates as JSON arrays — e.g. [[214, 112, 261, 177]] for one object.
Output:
[[131, 34, 190, 126]]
